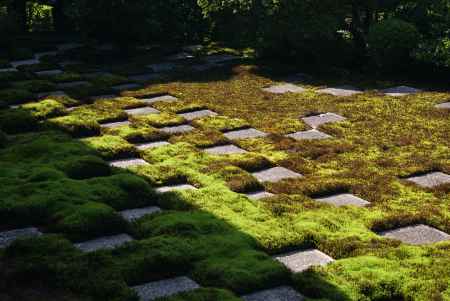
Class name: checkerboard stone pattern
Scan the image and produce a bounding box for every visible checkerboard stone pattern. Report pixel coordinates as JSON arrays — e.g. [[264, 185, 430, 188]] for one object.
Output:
[[125, 107, 160, 116], [380, 224, 450, 245], [156, 184, 197, 193], [160, 125, 195, 134], [314, 193, 370, 207], [204, 145, 247, 155], [141, 95, 178, 104], [275, 249, 334, 273], [119, 206, 162, 222], [302, 113, 346, 129], [132, 276, 200, 301], [287, 130, 332, 140], [435, 102, 450, 109], [74, 234, 133, 252], [317, 85, 362, 97], [178, 110, 218, 121], [0, 227, 42, 248], [405, 172, 450, 188], [109, 158, 149, 168], [242, 286, 305, 301], [136, 141, 170, 150], [252, 167, 303, 183], [245, 191, 274, 200], [224, 128, 268, 140], [382, 86, 422, 96], [262, 83, 306, 94]]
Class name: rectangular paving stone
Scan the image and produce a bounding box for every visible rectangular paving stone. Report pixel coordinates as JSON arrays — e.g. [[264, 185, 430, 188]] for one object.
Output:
[[245, 191, 274, 200], [125, 107, 160, 116], [10, 58, 40, 68], [129, 73, 161, 82], [136, 141, 170, 150], [35, 51, 58, 59], [316, 85, 362, 97], [382, 86, 422, 96], [0, 67, 17, 72], [287, 129, 332, 140], [435, 102, 450, 109], [380, 224, 450, 245], [223, 128, 268, 140], [178, 109, 218, 121], [242, 286, 304, 301], [302, 113, 346, 129], [57, 81, 91, 89], [262, 83, 306, 94], [252, 167, 303, 183], [74, 234, 133, 252], [274, 249, 334, 273], [314, 193, 370, 207], [119, 206, 162, 222], [35, 69, 64, 76], [204, 144, 248, 155], [36, 90, 67, 98], [140, 95, 179, 104], [156, 184, 197, 193], [90, 94, 117, 101], [100, 120, 130, 128], [0, 227, 42, 248], [160, 125, 195, 135], [405, 172, 450, 188], [147, 62, 177, 72], [132, 276, 200, 301], [109, 158, 149, 168], [112, 83, 141, 92]]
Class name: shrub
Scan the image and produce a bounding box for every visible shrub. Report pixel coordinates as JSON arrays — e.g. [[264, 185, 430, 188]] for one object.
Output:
[[62, 155, 111, 179]]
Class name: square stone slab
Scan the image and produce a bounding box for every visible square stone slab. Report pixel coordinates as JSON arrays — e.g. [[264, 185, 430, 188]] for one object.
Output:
[[136, 141, 170, 150], [302, 113, 346, 129], [111, 83, 141, 92], [435, 102, 450, 109], [245, 191, 274, 200], [314, 193, 370, 207], [132, 276, 200, 301], [262, 83, 306, 94], [10, 58, 40, 68], [405, 172, 450, 188], [57, 81, 91, 89], [147, 62, 177, 72], [380, 224, 450, 245], [36, 90, 67, 98], [156, 184, 197, 193], [223, 128, 268, 140], [242, 286, 304, 301], [66, 106, 81, 112], [35, 69, 64, 76], [316, 85, 362, 97], [74, 234, 133, 252], [141, 95, 178, 104], [0, 227, 42, 248], [178, 110, 218, 121], [204, 145, 248, 155], [119, 206, 162, 222], [129, 73, 161, 82], [287, 130, 332, 140], [274, 249, 334, 273], [35, 51, 58, 59], [204, 54, 239, 64], [100, 120, 131, 128], [382, 86, 422, 96], [0, 67, 17, 72], [160, 125, 195, 134], [109, 158, 149, 168], [252, 167, 303, 183], [125, 107, 160, 116]]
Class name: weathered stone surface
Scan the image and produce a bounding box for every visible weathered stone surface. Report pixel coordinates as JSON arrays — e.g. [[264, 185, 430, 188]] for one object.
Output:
[[314, 193, 370, 207], [204, 145, 248, 155], [287, 130, 332, 140], [0, 227, 42, 248], [109, 158, 149, 168], [132, 277, 200, 301], [141, 95, 178, 104], [223, 128, 268, 140], [66, 106, 81, 112], [36, 91, 67, 98], [274, 249, 334, 273], [160, 125, 195, 134], [57, 81, 91, 89], [75, 234, 133, 252], [302, 113, 346, 129], [111, 83, 141, 92], [34, 51, 58, 59], [35, 69, 64, 76], [204, 54, 239, 64], [252, 167, 303, 183], [119, 206, 162, 222], [242, 286, 305, 301], [90, 94, 117, 101], [245, 191, 274, 200], [136, 141, 170, 150], [435, 102, 450, 109], [100, 120, 130, 128], [0, 67, 17, 72], [380, 224, 450, 245], [125, 107, 160, 116], [156, 184, 197, 193], [262, 83, 306, 94], [316, 85, 362, 97], [147, 62, 177, 72], [405, 172, 450, 188], [10, 58, 40, 68], [382, 86, 422, 96], [179, 110, 218, 121], [129, 73, 161, 82]]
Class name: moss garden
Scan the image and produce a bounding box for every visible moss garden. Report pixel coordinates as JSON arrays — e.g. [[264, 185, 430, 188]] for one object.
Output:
[[0, 40, 449, 301]]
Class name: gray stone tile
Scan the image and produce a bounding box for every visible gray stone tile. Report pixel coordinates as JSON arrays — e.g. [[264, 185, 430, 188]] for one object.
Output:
[[405, 172, 450, 188], [160, 125, 195, 134], [287, 130, 332, 140], [136, 141, 170, 150], [262, 83, 306, 94], [129, 73, 161, 82], [223, 128, 268, 140], [119, 206, 162, 222], [132, 276, 200, 301], [435, 102, 450, 109], [204, 54, 239, 64], [314, 193, 370, 207], [204, 145, 248, 155], [302, 113, 346, 129], [167, 52, 194, 60], [0, 227, 42, 248], [125, 107, 160, 116], [380, 224, 450, 245], [0, 67, 17, 72], [245, 191, 274, 200], [57, 81, 91, 89], [178, 110, 218, 121], [10, 58, 40, 68], [109, 158, 149, 168], [90, 94, 117, 101], [112, 83, 141, 92], [316, 85, 362, 97], [147, 62, 177, 72], [100, 120, 130, 128], [252, 167, 303, 183], [274, 249, 334, 273], [156, 184, 197, 193], [382, 86, 422, 96], [35, 51, 58, 59], [36, 90, 67, 98], [66, 106, 81, 112], [74, 234, 133, 252], [242, 286, 304, 301], [140, 95, 178, 104]]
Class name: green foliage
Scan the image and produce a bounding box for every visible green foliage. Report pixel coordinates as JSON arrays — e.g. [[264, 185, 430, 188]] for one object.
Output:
[[81, 135, 137, 159], [48, 115, 101, 137], [21, 99, 66, 119], [62, 155, 111, 179]]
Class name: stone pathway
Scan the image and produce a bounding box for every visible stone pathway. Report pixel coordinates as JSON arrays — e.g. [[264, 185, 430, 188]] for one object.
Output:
[[135, 141, 170, 150], [287, 129, 332, 140], [160, 125, 195, 135], [382, 86, 422, 96], [35, 69, 64, 77], [125, 107, 160, 116], [204, 144, 248, 155], [156, 184, 197, 193], [302, 113, 346, 129], [131, 276, 200, 301], [0, 227, 42, 248], [316, 85, 362, 97], [141, 95, 178, 104], [75, 234, 133, 252], [405, 171, 450, 188], [100, 121, 131, 129], [57, 81, 91, 89], [380, 224, 450, 245], [274, 249, 334, 273], [252, 167, 303, 183], [109, 158, 149, 168], [435, 102, 450, 109], [242, 286, 305, 301], [178, 109, 218, 121], [314, 193, 370, 207], [112, 83, 141, 92], [245, 191, 274, 200], [223, 128, 268, 140], [262, 83, 306, 94], [10, 58, 40, 68], [119, 206, 162, 222]]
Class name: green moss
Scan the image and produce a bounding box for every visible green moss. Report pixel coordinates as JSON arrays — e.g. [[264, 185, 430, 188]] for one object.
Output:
[[51, 72, 84, 83], [0, 129, 7, 147], [206, 164, 263, 193], [161, 288, 241, 301], [47, 115, 101, 137], [62, 155, 111, 179], [21, 99, 66, 119], [12, 80, 56, 93], [152, 101, 207, 114], [0, 109, 39, 133], [0, 71, 28, 83], [0, 88, 33, 105], [105, 124, 168, 143], [81, 135, 136, 159], [192, 116, 249, 132], [169, 129, 229, 148], [132, 112, 185, 128], [69, 105, 128, 124], [17, 62, 60, 72]]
